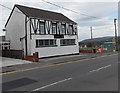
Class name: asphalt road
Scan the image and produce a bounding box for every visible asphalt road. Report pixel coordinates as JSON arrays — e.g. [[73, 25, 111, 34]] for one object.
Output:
[[2, 53, 118, 92]]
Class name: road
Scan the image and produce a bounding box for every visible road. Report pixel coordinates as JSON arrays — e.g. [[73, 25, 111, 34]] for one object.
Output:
[[2, 53, 118, 92]]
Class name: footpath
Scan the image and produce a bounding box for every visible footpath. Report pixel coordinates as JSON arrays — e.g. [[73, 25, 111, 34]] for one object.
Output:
[[1, 52, 118, 73]]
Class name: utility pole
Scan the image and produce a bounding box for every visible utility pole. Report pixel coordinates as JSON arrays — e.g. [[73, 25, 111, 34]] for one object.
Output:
[[90, 27, 93, 40], [90, 27, 94, 51], [114, 19, 117, 51]]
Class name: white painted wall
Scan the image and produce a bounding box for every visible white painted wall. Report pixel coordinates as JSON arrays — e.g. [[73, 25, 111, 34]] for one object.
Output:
[[5, 7, 79, 58], [5, 7, 26, 50], [26, 19, 79, 58], [30, 35, 79, 58]]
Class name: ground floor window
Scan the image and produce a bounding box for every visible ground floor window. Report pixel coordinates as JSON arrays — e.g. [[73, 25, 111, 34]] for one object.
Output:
[[0, 42, 10, 50], [60, 39, 76, 46], [36, 39, 57, 48]]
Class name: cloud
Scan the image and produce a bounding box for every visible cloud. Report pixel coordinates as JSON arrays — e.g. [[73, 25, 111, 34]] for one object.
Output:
[[0, 1, 118, 41]]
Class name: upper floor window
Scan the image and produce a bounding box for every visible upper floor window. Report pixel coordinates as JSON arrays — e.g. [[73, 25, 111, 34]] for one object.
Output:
[[69, 25, 73, 35], [39, 22, 45, 34], [52, 23, 57, 34], [61, 24, 66, 34]]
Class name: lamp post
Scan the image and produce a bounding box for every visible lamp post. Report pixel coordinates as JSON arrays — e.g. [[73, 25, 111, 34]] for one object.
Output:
[[90, 27, 95, 52], [114, 18, 117, 51], [114, 19, 117, 50]]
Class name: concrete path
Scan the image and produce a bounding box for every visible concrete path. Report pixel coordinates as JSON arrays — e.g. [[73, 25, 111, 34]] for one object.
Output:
[[1, 57, 32, 67]]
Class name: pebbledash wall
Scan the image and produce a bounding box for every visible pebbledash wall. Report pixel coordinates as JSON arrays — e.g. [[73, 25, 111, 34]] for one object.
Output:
[[5, 5, 79, 58]]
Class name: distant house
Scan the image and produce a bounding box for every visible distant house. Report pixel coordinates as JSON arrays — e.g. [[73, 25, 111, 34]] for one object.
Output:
[[0, 36, 10, 50], [5, 4, 79, 58]]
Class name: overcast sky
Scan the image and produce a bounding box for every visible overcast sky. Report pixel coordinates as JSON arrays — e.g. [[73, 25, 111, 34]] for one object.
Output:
[[0, 0, 119, 41]]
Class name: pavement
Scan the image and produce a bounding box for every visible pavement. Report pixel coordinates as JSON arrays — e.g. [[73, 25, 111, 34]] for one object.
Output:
[[1, 57, 32, 68], [2, 52, 118, 91], [1, 52, 117, 74]]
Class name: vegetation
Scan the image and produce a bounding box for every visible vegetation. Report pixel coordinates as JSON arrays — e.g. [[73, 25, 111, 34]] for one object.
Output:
[[79, 36, 120, 52]]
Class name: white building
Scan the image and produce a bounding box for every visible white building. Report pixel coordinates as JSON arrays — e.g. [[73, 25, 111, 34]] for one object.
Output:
[[5, 4, 79, 58], [0, 36, 10, 50]]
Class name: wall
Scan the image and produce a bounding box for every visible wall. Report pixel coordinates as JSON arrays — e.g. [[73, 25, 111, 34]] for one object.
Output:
[[30, 35, 79, 58], [26, 19, 79, 58], [1, 50, 23, 59], [5, 7, 25, 51]]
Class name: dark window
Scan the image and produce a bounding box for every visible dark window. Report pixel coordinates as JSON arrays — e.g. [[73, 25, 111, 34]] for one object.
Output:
[[50, 40, 53, 45], [71, 39, 75, 44], [45, 40, 49, 46], [52, 23, 57, 34], [60, 39, 76, 46], [36, 40, 39, 47], [39, 22, 45, 34], [39, 40, 44, 46], [54, 40, 56, 45], [36, 39, 57, 48], [61, 24, 66, 34], [69, 25, 73, 35]]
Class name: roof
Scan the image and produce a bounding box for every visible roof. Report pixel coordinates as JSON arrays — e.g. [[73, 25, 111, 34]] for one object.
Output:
[[5, 4, 77, 27]]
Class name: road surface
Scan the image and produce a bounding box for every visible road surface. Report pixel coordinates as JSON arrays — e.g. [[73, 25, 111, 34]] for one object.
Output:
[[2, 53, 118, 92]]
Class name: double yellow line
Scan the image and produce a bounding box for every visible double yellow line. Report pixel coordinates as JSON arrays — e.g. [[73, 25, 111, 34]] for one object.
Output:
[[1, 53, 118, 76]]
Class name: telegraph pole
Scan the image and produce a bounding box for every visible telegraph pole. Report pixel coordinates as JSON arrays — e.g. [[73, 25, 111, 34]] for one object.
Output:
[[90, 27, 93, 40], [90, 27, 94, 51], [114, 19, 117, 51]]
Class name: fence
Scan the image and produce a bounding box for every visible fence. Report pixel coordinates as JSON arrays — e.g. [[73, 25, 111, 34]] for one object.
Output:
[[1, 50, 23, 59], [79, 49, 93, 53]]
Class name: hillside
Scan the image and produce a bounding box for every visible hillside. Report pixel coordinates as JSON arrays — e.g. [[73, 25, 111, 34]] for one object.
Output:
[[81, 36, 117, 42]]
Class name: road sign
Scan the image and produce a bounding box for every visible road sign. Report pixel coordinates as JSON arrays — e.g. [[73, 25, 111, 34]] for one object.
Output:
[[112, 39, 116, 43]]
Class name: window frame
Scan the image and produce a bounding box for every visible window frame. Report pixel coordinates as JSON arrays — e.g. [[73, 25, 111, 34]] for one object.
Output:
[[39, 21, 45, 35], [52, 23, 57, 35], [61, 24, 66, 35], [60, 39, 76, 46], [36, 39, 57, 48], [69, 25, 73, 35]]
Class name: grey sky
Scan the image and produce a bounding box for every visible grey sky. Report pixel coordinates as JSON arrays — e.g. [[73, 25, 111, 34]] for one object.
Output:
[[0, 0, 118, 41]]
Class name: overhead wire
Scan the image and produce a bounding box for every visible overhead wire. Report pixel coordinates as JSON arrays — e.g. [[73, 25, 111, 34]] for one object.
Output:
[[40, 0, 117, 32], [92, 25, 114, 30], [0, 3, 22, 14], [0, 3, 115, 30], [41, 0, 107, 20]]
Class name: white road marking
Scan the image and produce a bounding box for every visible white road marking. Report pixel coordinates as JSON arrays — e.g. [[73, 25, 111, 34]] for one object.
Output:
[[89, 64, 112, 73], [32, 77, 72, 91], [32, 64, 112, 91]]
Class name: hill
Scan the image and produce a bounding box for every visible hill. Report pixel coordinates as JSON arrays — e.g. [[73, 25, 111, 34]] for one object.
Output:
[[81, 36, 117, 42]]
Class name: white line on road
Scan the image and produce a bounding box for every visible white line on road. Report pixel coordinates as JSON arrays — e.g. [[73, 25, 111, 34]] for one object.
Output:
[[32, 77, 72, 91], [31, 64, 112, 91], [89, 64, 112, 73]]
